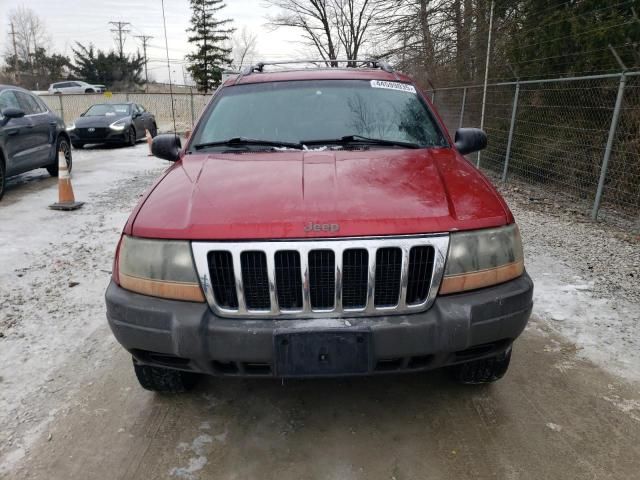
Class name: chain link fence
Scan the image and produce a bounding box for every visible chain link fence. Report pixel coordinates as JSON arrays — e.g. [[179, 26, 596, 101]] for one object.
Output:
[[429, 71, 640, 231], [39, 92, 211, 134]]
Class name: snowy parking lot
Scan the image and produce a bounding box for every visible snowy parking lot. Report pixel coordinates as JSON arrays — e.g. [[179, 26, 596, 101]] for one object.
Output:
[[1, 143, 639, 479]]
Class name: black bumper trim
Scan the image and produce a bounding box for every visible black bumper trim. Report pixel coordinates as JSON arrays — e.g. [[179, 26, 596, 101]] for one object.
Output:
[[106, 273, 533, 377]]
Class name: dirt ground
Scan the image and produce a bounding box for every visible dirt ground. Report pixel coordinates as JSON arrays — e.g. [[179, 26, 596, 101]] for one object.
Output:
[[1, 143, 639, 479]]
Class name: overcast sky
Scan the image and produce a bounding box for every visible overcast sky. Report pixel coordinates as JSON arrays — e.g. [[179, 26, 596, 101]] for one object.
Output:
[[0, 0, 307, 83]]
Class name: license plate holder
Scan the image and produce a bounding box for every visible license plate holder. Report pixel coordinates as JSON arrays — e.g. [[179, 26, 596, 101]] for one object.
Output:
[[274, 330, 371, 377]]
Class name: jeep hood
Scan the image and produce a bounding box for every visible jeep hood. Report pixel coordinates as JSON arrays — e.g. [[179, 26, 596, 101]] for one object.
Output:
[[130, 149, 512, 240]]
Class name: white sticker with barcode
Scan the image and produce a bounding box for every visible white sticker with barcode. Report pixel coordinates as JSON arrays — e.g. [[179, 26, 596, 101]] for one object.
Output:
[[370, 80, 417, 94]]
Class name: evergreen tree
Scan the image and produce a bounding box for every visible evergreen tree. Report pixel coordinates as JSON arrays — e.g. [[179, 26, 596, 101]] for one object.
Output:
[[71, 43, 144, 90], [185, 0, 234, 93]]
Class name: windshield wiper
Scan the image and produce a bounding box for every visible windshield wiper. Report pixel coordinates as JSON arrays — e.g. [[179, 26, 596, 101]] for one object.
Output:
[[193, 137, 303, 150], [301, 135, 421, 149]]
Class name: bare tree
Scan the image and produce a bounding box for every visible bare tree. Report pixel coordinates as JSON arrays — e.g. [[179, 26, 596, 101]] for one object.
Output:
[[233, 26, 259, 69], [265, 0, 383, 65], [5, 6, 49, 63]]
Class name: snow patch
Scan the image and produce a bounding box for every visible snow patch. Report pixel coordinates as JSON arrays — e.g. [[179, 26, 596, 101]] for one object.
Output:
[[602, 395, 640, 423], [546, 423, 563, 432]]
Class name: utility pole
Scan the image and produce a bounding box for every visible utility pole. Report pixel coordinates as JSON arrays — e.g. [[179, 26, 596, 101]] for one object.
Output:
[[109, 21, 131, 58], [135, 34, 154, 90], [477, 0, 495, 168], [9, 22, 19, 83]]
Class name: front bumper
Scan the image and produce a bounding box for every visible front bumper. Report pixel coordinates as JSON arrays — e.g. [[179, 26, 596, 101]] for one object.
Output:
[[69, 130, 127, 144], [106, 273, 533, 377]]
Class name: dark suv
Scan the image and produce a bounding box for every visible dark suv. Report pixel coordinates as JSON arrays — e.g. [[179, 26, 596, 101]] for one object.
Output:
[[0, 85, 72, 200]]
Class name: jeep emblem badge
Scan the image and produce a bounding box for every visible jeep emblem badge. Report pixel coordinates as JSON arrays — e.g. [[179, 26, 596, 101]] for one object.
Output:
[[304, 222, 340, 233]]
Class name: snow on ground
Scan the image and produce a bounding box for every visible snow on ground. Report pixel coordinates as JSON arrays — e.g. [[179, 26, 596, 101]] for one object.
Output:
[[0, 143, 169, 470], [502, 186, 640, 382]]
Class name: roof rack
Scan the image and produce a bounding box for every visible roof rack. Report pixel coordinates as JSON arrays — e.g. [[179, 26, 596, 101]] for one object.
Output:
[[239, 58, 395, 77]]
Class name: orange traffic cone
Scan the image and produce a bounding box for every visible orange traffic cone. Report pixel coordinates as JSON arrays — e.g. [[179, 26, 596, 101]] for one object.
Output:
[[49, 146, 84, 211], [145, 128, 153, 156]]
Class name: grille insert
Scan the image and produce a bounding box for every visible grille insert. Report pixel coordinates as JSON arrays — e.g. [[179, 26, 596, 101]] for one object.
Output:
[[275, 251, 303, 309], [374, 247, 402, 307], [308, 250, 335, 309], [208, 251, 238, 309], [342, 249, 369, 309], [240, 251, 271, 310], [406, 246, 435, 305]]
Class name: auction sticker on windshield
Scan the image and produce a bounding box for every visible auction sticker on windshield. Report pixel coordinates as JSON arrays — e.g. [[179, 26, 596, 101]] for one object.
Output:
[[370, 80, 417, 94]]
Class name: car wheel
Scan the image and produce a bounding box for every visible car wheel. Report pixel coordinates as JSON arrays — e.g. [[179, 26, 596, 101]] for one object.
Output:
[[127, 126, 136, 147], [0, 160, 6, 201], [449, 347, 512, 384], [46, 137, 73, 177], [133, 360, 199, 393], [72, 142, 84, 149], [85, 88, 95, 94], [151, 124, 158, 137]]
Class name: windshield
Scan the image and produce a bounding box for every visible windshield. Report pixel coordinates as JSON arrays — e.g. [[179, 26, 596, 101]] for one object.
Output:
[[84, 104, 130, 116], [190, 80, 447, 150]]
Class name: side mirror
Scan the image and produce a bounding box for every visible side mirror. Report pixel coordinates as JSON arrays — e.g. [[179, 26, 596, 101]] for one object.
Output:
[[0, 107, 25, 126], [132, 112, 141, 118], [152, 134, 182, 162], [454, 128, 487, 155]]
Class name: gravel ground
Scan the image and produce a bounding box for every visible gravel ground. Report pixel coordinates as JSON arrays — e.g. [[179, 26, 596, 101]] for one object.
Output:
[[497, 183, 640, 305]]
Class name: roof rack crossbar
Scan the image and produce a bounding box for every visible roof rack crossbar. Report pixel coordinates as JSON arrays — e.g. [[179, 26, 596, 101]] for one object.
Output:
[[240, 58, 395, 76]]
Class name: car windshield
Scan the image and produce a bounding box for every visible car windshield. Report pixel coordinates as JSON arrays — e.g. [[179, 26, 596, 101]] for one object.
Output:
[[84, 104, 130, 116], [191, 80, 448, 150]]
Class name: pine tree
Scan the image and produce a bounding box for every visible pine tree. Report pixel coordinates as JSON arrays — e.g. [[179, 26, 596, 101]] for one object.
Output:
[[186, 0, 234, 93]]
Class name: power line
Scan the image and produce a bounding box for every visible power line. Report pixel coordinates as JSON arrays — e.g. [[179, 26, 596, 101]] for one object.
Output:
[[9, 22, 19, 83], [108, 21, 131, 58], [135, 34, 154, 88]]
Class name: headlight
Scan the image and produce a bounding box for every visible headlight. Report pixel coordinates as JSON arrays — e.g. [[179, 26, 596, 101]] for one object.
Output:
[[440, 224, 524, 295], [110, 119, 127, 131], [117, 236, 205, 302], [66, 123, 76, 131]]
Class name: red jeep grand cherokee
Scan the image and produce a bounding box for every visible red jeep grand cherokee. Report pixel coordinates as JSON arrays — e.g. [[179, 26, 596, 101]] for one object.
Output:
[[105, 62, 533, 392]]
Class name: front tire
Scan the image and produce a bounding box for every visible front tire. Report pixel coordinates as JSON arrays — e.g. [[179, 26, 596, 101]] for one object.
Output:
[[133, 361, 199, 393], [449, 347, 512, 384], [127, 126, 136, 147], [46, 137, 72, 177]]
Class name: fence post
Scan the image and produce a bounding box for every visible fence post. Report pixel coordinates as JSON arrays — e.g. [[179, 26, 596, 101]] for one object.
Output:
[[592, 73, 626, 221], [58, 95, 65, 123], [458, 87, 467, 129], [502, 81, 520, 182], [190, 88, 195, 127]]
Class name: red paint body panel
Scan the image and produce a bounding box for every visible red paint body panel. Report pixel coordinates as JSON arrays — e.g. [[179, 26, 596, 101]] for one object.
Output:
[[127, 68, 512, 241], [131, 148, 510, 240]]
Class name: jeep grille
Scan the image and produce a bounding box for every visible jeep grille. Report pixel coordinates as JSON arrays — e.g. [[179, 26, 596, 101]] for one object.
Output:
[[192, 236, 449, 319]]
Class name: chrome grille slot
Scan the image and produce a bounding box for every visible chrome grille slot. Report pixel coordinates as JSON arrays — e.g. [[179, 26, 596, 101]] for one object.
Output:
[[308, 250, 336, 310], [193, 235, 449, 319], [208, 251, 238, 309], [406, 246, 435, 305], [240, 251, 271, 310], [342, 249, 368, 309], [374, 247, 403, 307], [275, 251, 303, 309]]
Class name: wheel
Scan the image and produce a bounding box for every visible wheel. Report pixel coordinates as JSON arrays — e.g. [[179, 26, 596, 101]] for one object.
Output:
[[0, 160, 5, 201], [72, 142, 84, 149], [46, 137, 72, 177], [127, 126, 136, 146], [85, 88, 95, 94], [449, 347, 512, 384], [133, 360, 199, 393], [150, 124, 158, 137]]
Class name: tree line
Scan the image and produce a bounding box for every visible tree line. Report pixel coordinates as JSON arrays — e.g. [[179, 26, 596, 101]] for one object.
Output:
[[2, 1, 639, 92]]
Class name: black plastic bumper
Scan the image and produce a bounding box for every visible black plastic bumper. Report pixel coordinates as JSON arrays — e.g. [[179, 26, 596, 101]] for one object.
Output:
[[105, 273, 533, 377], [69, 132, 127, 144]]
